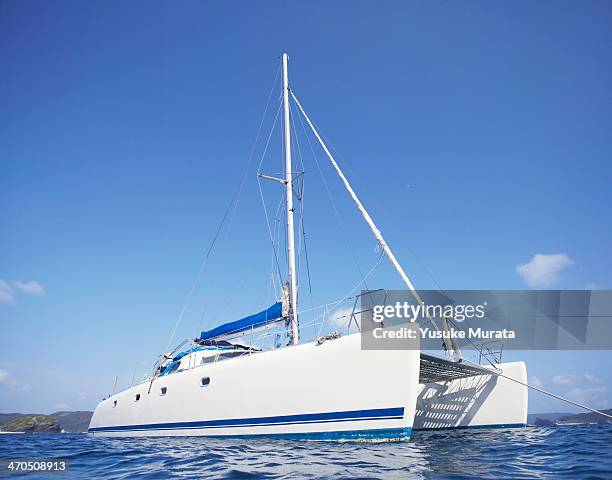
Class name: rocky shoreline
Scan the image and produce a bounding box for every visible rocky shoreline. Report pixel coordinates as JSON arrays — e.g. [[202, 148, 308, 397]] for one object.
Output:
[[532, 409, 612, 426], [0, 415, 62, 433], [0, 411, 93, 433]]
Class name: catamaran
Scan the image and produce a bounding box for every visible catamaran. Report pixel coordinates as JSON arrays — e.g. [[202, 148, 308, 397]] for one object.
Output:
[[88, 54, 529, 440]]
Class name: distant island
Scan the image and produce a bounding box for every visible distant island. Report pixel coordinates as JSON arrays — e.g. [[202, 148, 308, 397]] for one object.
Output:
[[0, 415, 61, 433], [556, 409, 612, 424], [0, 411, 93, 433], [2, 409, 610, 433], [529, 409, 612, 426]]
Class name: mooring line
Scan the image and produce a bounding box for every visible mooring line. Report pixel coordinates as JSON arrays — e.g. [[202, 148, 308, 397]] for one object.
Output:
[[461, 357, 612, 421]]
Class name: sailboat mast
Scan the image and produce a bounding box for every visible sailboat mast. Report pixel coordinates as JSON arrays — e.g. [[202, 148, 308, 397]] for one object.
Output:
[[282, 53, 299, 345]]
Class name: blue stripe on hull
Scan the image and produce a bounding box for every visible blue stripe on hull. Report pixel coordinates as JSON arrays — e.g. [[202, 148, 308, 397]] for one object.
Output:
[[91, 426, 413, 442], [413, 423, 526, 432], [89, 407, 405, 434], [207, 427, 412, 442], [90, 415, 405, 433]]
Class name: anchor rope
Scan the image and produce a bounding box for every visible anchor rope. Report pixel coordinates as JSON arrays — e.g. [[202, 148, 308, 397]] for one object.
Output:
[[460, 357, 612, 421]]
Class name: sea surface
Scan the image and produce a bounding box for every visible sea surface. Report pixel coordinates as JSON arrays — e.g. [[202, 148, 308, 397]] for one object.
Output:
[[0, 425, 611, 479]]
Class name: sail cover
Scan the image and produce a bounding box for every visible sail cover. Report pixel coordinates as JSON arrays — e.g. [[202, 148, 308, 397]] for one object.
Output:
[[199, 302, 283, 340]]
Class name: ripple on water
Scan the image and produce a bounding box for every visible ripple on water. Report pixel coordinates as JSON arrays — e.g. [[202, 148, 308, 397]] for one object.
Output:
[[0, 425, 611, 479]]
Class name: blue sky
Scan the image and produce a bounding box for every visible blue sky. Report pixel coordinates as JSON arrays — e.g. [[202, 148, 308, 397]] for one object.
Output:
[[1, 1, 611, 414]]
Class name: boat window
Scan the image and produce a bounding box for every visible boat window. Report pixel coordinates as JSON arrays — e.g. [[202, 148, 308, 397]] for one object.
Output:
[[160, 387, 167, 396], [135, 394, 141, 402], [221, 351, 245, 359], [201, 351, 245, 364], [113, 400, 117, 408], [200, 377, 210, 387]]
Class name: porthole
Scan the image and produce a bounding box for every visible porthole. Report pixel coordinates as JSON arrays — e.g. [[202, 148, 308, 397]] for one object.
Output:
[[160, 387, 167, 396], [135, 394, 141, 402], [200, 377, 210, 387]]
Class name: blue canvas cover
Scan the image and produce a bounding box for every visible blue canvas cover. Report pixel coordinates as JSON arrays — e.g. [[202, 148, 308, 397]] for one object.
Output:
[[199, 302, 283, 340], [160, 361, 180, 376]]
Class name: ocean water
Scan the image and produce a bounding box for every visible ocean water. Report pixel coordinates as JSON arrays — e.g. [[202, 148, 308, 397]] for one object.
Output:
[[0, 425, 611, 479]]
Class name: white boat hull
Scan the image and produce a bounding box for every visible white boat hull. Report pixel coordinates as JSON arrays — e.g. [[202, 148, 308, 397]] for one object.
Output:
[[89, 334, 420, 441], [414, 361, 528, 430]]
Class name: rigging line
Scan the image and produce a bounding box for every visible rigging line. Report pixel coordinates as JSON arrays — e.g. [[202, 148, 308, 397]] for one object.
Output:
[[291, 114, 316, 324], [290, 91, 444, 308], [394, 246, 498, 364], [269, 221, 280, 297], [209, 255, 257, 326], [296, 200, 303, 286], [291, 94, 447, 328], [258, 175, 284, 288], [274, 190, 285, 286], [293, 95, 371, 291], [290, 113, 316, 324], [301, 217, 315, 321], [459, 357, 612, 421], [436, 304, 506, 369], [269, 265, 277, 301], [226, 64, 281, 236], [165, 179, 239, 351], [292, 91, 457, 359], [316, 250, 386, 338], [272, 193, 285, 288], [290, 108, 306, 285], [257, 97, 283, 173], [165, 66, 280, 351], [297, 299, 357, 315], [290, 107, 306, 183], [267, 272, 276, 306], [294, 97, 359, 197], [280, 92, 289, 274], [290, 111, 306, 208], [291, 120, 302, 279], [256, 99, 284, 288]]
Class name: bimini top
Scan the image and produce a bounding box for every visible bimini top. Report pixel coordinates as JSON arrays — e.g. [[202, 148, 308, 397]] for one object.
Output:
[[199, 302, 283, 341]]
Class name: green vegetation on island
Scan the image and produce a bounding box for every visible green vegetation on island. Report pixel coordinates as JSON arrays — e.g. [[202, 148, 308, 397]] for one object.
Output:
[[0, 411, 93, 433], [557, 409, 612, 424], [530, 409, 612, 426], [0, 415, 61, 433]]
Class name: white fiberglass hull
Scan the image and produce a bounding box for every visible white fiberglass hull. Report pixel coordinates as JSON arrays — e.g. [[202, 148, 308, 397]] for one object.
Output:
[[414, 361, 528, 431], [89, 334, 420, 441]]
